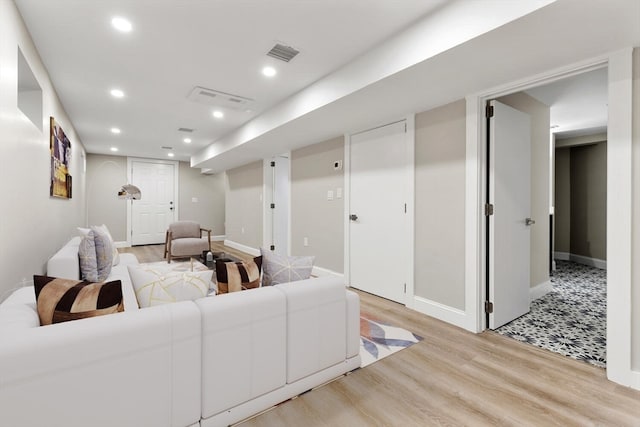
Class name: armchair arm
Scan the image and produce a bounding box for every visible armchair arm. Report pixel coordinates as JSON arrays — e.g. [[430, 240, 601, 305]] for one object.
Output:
[[200, 228, 212, 252]]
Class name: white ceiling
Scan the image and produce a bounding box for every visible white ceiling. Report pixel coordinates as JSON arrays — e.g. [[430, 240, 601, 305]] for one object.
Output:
[[14, 0, 640, 171], [15, 0, 447, 162], [526, 67, 608, 139]]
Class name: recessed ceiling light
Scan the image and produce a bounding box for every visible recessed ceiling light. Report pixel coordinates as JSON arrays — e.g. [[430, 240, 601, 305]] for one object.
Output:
[[110, 147, 118, 152], [183, 138, 192, 143], [167, 152, 175, 157], [262, 66, 277, 77], [111, 17, 132, 33], [111, 127, 121, 134], [110, 88, 124, 98], [212, 110, 224, 119]]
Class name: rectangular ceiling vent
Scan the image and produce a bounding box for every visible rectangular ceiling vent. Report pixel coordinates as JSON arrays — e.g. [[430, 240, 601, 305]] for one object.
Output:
[[178, 127, 194, 133], [267, 43, 299, 62], [187, 86, 254, 110]]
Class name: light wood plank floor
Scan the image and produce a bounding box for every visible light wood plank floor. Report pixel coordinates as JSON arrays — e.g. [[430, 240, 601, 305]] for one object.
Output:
[[121, 244, 640, 426]]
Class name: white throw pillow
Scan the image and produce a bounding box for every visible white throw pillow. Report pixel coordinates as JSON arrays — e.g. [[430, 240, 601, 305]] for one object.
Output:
[[128, 265, 213, 308]]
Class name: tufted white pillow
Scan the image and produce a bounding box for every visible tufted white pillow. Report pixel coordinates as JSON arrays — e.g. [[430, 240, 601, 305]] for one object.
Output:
[[127, 265, 213, 308]]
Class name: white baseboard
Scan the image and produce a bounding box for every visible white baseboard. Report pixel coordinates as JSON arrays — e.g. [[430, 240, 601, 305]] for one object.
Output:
[[223, 240, 260, 256], [211, 235, 225, 242], [530, 280, 553, 302], [554, 251, 606, 269], [311, 266, 344, 279], [412, 296, 471, 331], [114, 241, 130, 248]]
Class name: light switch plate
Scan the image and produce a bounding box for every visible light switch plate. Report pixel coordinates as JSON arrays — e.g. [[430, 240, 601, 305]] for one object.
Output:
[[327, 190, 334, 201]]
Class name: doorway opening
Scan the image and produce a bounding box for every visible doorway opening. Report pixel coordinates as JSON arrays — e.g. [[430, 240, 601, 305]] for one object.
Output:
[[486, 67, 608, 368]]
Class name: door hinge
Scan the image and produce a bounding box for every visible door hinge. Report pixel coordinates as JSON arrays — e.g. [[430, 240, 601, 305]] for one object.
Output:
[[485, 301, 494, 314], [404, 283, 406, 293], [404, 203, 407, 213], [270, 203, 275, 209], [270, 161, 275, 167], [485, 203, 494, 216], [404, 123, 407, 132], [486, 104, 494, 118], [270, 245, 275, 251]]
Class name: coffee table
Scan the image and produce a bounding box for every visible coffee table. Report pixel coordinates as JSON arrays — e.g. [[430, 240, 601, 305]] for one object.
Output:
[[199, 251, 242, 270]]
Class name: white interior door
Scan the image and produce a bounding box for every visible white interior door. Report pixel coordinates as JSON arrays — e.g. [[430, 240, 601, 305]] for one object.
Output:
[[349, 120, 408, 303], [131, 161, 176, 245], [272, 155, 290, 254], [488, 100, 531, 329]]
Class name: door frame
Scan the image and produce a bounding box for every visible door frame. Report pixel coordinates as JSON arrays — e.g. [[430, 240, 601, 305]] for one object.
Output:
[[126, 157, 180, 246], [465, 49, 635, 387], [262, 154, 291, 254], [343, 115, 415, 307]]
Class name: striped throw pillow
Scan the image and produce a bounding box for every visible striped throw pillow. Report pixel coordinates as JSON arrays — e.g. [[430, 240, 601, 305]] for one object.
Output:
[[33, 275, 124, 326], [215, 256, 262, 294]]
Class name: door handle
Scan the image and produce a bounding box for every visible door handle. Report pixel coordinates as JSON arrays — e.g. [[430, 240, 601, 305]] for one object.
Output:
[[525, 218, 535, 226], [350, 214, 358, 221]]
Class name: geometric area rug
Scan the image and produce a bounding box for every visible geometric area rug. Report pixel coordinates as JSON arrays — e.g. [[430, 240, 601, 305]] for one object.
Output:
[[360, 316, 423, 368]]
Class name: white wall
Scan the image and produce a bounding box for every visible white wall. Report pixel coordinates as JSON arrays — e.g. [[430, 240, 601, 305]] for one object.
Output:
[[178, 163, 225, 236], [86, 154, 127, 240], [0, 0, 87, 300]]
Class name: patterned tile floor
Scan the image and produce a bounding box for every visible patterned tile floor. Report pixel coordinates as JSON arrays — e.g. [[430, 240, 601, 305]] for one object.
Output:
[[496, 260, 606, 368]]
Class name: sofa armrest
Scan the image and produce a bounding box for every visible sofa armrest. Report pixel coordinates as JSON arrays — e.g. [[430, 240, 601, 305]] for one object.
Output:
[[46, 236, 82, 280], [0, 302, 202, 427]]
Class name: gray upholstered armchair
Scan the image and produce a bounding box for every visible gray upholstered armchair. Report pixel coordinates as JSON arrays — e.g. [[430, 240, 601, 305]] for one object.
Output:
[[163, 221, 212, 263]]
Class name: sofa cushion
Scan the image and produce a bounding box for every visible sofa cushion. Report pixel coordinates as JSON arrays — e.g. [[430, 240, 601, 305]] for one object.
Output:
[[78, 231, 99, 282], [91, 226, 114, 280], [170, 221, 201, 239], [216, 256, 262, 294], [33, 275, 124, 326], [260, 248, 315, 286], [127, 265, 213, 308]]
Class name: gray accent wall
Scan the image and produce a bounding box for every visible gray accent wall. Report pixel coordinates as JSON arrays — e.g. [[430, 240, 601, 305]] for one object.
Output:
[[414, 100, 466, 310], [554, 147, 571, 253], [178, 163, 225, 236], [291, 136, 345, 273], [225, 161, 264, 249], [0, 0, 87, 299], [86, 154, 127, 241], [570, 141, 607, 260], [497, 92, 551, 289]]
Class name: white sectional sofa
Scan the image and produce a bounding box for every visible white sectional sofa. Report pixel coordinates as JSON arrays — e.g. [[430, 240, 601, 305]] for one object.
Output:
[[0, 237, 361, 427]]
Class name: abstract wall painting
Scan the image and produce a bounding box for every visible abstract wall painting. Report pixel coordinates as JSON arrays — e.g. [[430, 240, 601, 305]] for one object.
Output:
[[50, 117, 72, 198]]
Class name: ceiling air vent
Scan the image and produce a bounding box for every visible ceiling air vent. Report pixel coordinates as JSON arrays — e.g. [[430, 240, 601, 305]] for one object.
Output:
[[178, 127, 194, 133], [187, 86, 254, 110], [267, 43, 299, 62]]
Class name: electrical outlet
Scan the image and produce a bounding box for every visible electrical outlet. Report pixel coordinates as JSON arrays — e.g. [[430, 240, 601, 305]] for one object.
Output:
[[303, 237, 309, 247], [241, 227, 245, 234], [336, 187, 342, 199]]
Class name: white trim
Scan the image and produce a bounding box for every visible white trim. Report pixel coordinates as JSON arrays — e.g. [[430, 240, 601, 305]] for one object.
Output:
[[530, 280, 553, 302], [223, 239, 260, 257], [343, 133, 351, 285], [554, 252, 607, 269], [311, 266, 344, 279], [126, 157, 180, 246], [405, 114, 416, 309], [412, 297, 468, 331], [262, 159, 273, 249], [211, 235, 226, 242], [605, 48, 636, 389], [114, 241, 130, 249]]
